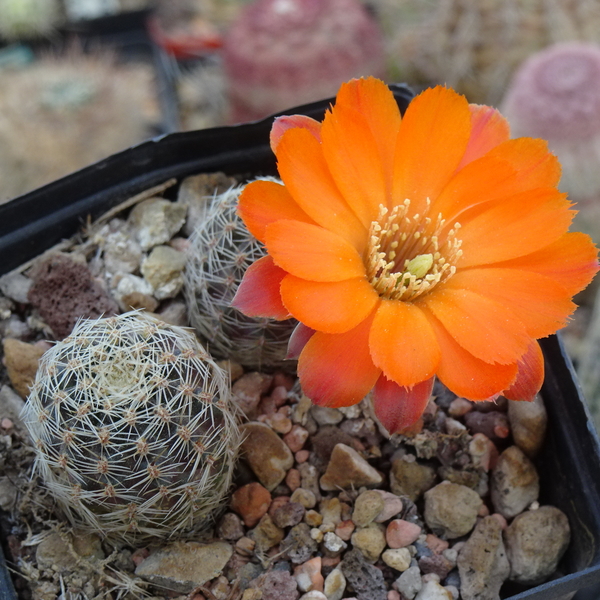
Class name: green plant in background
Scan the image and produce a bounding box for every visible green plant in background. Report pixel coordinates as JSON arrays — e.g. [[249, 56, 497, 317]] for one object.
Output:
[[0, 0, 63, 41], [184, 184, 297, 371], [22, 311, 240, 543]]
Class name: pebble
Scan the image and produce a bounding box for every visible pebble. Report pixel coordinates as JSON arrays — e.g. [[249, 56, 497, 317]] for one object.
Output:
[[424, 483, 483, 539], [0, 271, 32, 304], [373, 490, 404, 522], [273, 501, 306, 528], [113, 273, 153, 307], [299, 592, 327, 600], [320, 498, 342, 530], [129, 197, 187, 251], [230, 482, 272, 527], [386, 520, 422, 549], [311, 528, 324, 543], [425, 534, 449, 555], [281, 523, 319, 564], [3, 339, 46, 399], [395, 566, 422, 600], [323, 567, 346, 600], [287, 468, 302, 491], [468, 434, 498, 472], [305, 510, 323, 527], [235, 537, 256, 556], [464, 411, 510, 442], [0, 385, 25, 425], [320, 444, 382, 491], [254, 569, 300, 600], [507, 395, 548, 458], [351, 522, 387, 562], [419, 554, 454, 580], [457, 516, 510, 600], [266, 412, 293, 434], [448, 398, 473, 418], [232, 373, 273, 418], [415, 580, 453, 600], [141, 245, 186, 300], [294, 557, 323, 592], [249, 514, 284, 552], [353, 490, 385, 527], [310, 405, 344, 425], [298, 462, 322, 500], [36, 531, 104, 571], [322, 532, 347, 557], [490, 446, 539, 519], [134, 541, 232, 593], [335, 520, 356, 541], [504, 506, 571, 584], [240, 422, 294, 491], [284, 424, 310, 452], [390, 456, 437, 501], [102, 229, 143, 275], [291, 488, 317, 509], [382, 548, 411, 572], [296, 450, 310, 463], [341, 548, 387, 600], [217, 512, 245, 541]]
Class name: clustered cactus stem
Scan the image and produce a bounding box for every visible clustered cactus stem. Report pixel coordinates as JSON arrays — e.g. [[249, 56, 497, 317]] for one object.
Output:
[[22, 311, 240, 543], [184, 183, 297, 371]]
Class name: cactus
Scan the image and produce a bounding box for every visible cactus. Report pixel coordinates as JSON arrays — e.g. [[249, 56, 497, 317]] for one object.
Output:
[[0, 0, 62, 41], [221, 0, 386, 123], [22, 311, 240, 543], [184, 184, 297, 371]]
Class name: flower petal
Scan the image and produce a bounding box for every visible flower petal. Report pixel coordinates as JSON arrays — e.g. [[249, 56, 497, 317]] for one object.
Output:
[[444, 268, 575, 338], [425, 310, 519, 400], [265, 220, 366, 282], [238, 179, 316, 243], [321, 103, 388, 226], [270, 115, 321, 152], [372, 375, 434, 434], [281, 274, 380, 334], [393, 86, 471, 216], [494, 232, 599, 297], [503, 340, 544, 402], [422, 287, 530, 364], [287, 322, 315, 360], [276, 127, 367, 250], [231, 256, 290, 319], [335, 77, 402, 196], [369, 300, 441, 387], [456, 188, 574, 267], [458, 104, 510, 168], [298, 312, 381, 408]]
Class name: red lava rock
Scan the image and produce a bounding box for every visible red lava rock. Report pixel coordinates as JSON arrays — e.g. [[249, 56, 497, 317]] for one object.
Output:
[[231, 482, 272, 527], [286, 468, 301, 492], [386, 520, 422, 549], [131, 548, 150, 566], [322, 556, 341, 569], [27, 253, 118, 339], [284, 425, 310, 452], [425, 534, 449, 554]]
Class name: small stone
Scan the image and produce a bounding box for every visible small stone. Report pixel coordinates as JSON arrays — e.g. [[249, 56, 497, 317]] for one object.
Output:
[[284, 424, 310, 452], [490, 446, 539, 519], [294, 557, 323, 592], [233, 373, 273, 418], [448, 398, 473, 418], [141, 245, 186, 300], [322, 532, 347, 556], [299, 592, 327, 600], [36, 531, 104, 571], [311, 528, 324, 543], [217, 513, 245, 541], [382, 548, 411, 572], [305, 509, 323, 528], [273, 502, 306, 528], [241, 422, 294, 491], [0, 385, 25, 425], [334, 520, 356, 541], [3, 339, 45, 398], [504, 506, 571, 584], [320, 497, 342, 530], [386, 520, 422, 549], [351, 522, 387, 562], [102, 229, 143, 275], [235, 537, 256, 556], [457, 516, 510, 600], [323, 567, 346, 600], [424, 483, 483, 539], [135, 541, 232, 593], [419, 554, 454, 580], [445, 585, 459, 600], [425, 534, 449, 555], [267, 412, 293, 434], [507, 395, 548, 458], [395, 566, 422, 600], [120, 291, 159, 312], [414, 580, 453, 600], [281, 523, 319, 564], [390, 456, 437, 501], [373, 490, 403, 523], [352, 490, 385, 527], [230, 482, 272, 527], [298, 463, 321, 500], [296, 450, 310, 463], [341, 549, 387, 600], [287, 468, 301, 491], [464, 411, 510, 442], [249, 514, 285, 552], [291, 488, 317, 509], [129, 197, 187, 251], [0, 272, 32, 304], [468, 434, 499, 472], [255, 569, 300, 600], [310, 405, 344, 425], [320, 444, 382, 491]]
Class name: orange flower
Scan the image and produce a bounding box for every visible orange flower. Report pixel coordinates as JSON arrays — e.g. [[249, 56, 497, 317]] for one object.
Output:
[[232, 77, 599, 433]]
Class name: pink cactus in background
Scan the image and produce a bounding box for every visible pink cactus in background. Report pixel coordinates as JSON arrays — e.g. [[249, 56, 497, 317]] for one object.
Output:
[[502, 42, 600, 205], [222, 0, 386, 123]]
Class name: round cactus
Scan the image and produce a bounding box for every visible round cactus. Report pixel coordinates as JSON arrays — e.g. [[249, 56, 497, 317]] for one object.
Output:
[[222, 0, 386, 122], [184, 184, 297, 371], [0, 0, 62, 41], [22, 311, 240, 543]]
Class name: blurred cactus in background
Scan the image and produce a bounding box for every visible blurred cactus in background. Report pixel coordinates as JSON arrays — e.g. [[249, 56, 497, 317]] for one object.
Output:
[[184, 184, 297, 371], [0, 0, 63, 41], [22, 312, 240, 543], [222, 0, 386, 122]]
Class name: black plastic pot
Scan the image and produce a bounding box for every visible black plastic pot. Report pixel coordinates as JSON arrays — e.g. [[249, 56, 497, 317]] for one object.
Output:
[[1, 85, 600, 600]]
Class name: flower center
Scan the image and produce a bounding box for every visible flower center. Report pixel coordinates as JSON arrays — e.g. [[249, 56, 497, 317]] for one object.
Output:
[[366, 201, 463, 302]]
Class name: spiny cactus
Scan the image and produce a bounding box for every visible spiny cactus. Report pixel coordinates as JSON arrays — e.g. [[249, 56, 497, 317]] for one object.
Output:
[[22, 311, 240, 543], [0, 0, 62, 41], [184, 184, 297, 371], [222, 0, 386, 122]]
